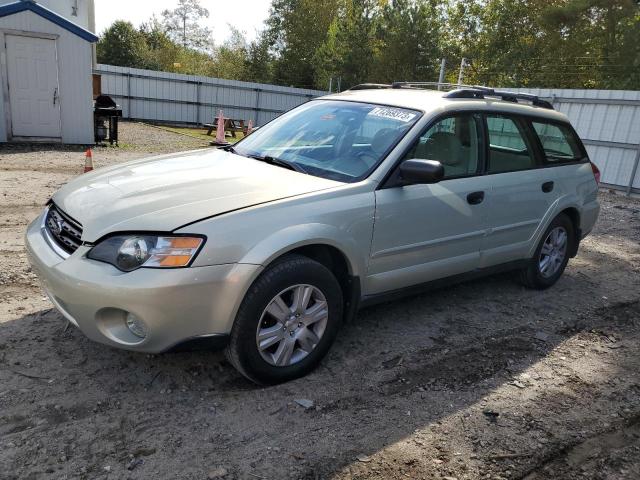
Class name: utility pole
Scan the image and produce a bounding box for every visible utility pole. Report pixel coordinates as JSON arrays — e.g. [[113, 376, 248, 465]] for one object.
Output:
[[183, 17, 187, 48], [437, 58, 446, 90], [458, 58, 469, 86]]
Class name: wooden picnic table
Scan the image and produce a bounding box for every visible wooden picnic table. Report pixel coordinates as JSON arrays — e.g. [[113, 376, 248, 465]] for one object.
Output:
[[205, 118, 245, 138]]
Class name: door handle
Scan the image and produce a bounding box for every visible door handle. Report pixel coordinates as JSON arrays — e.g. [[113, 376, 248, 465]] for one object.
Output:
[[542, 181, 554, 193], [466, 191, 485, 205], [53, 87, 59, 105]]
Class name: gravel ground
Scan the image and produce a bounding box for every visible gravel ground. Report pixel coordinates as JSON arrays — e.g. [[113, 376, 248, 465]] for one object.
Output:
[[1, 122, 639, 480]]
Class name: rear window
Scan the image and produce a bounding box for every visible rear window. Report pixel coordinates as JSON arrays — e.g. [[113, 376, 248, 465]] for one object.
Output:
[[532, 121, 584, 163], [486, 115, 536, 173]]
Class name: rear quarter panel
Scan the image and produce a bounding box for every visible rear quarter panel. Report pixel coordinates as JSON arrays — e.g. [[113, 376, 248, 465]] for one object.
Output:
[[527, 162, 599, 258]]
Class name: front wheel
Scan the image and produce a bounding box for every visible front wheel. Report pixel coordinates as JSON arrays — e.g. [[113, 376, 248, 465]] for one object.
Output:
[[225, 254, 343, 385], [519, 213, 575, 289]]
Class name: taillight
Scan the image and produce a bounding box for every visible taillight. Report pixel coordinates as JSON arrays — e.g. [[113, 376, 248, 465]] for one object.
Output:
[[590, 162, 601, 185]]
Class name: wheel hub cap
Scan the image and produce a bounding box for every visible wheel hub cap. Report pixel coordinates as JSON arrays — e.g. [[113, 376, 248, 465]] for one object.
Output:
[[256, 284, 329, 367], [538, 226, 568, 278]]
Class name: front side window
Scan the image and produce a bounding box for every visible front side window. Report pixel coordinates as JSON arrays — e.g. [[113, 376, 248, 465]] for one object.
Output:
[[234, 100, 421, 182], [532, 121, 584, 163], [403, 114, 481, 178], [486, 115, 536, 173]]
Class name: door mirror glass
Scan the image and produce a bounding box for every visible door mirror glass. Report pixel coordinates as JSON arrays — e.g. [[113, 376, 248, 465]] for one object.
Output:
[[399, 159, 444, 185]]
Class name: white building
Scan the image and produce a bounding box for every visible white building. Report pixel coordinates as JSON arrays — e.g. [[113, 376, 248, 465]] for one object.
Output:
[[0, 0, 97, 144]]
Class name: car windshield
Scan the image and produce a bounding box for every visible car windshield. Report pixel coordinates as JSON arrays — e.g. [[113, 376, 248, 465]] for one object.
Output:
[[233, 100, 421, 182]]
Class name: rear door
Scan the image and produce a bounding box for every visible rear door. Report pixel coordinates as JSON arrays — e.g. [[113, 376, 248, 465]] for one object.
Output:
[[480, 114, 559, 267]]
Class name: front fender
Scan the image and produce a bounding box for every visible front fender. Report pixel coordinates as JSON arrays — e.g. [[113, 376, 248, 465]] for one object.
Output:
[[240, 223, 366, 277]]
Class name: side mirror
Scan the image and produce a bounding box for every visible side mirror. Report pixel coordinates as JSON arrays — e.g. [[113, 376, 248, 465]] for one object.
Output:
[[399, 159, 444, 185]]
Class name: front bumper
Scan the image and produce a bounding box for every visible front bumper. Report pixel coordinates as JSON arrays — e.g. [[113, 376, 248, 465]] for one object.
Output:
[[25, 211, 262, 353]]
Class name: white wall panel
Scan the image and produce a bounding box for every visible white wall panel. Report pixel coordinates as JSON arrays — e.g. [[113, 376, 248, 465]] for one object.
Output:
[[95, 64, 324, 128], [91, 68, 640, 190]]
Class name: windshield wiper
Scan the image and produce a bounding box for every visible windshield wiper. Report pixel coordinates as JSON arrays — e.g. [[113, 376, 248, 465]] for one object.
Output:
[[223, 146, 308, 174], [248, 154, 308, 174], [220, 144, 238, 154]]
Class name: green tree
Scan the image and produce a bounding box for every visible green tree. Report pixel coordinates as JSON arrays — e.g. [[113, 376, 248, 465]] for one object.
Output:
[[161, 0, 212, 50], [209, 26, 249, 80], [313, 17, 343, 90], [97, 21, 149, 68], [267, 0, 342, 88], [449, 0, 558, 87], [245, 32, 276, 84], [373, 0, 442, 83], [315, 0, 381, 89], [447, 0, 640, 89], [542, 0, 640, 88], [99, 0, 640, 90], [139, 16, 182, 71]]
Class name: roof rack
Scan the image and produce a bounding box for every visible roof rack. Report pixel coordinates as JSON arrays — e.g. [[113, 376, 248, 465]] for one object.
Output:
[[346, 82, 554, 110], [350, 82, 468, 90], [390, 82, 467, 90], [444, 87, 554, 109], [348, 83, 393, 90]]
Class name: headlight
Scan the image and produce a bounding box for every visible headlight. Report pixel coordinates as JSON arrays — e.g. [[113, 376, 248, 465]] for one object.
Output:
[[87, 234, 204, 272]]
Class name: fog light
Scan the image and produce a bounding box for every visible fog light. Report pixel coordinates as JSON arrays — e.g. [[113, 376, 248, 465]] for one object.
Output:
[[125, 312, 147, 339]]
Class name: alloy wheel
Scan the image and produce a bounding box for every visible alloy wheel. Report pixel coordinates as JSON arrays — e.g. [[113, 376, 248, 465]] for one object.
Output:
[[256, 284, 329, 367], [538, 226, 568, 278]]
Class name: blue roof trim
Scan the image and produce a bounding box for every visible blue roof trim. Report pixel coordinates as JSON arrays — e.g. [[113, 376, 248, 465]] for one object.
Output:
[[0, 1, 98, 42]]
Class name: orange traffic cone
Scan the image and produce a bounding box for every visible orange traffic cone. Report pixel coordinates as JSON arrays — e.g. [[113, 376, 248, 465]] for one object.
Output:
[[215, 110, 226, 145], [84, 148, 94, 173]]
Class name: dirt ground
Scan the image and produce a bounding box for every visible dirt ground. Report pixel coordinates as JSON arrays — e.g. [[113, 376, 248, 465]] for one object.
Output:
[[1, 122, 639, 480]]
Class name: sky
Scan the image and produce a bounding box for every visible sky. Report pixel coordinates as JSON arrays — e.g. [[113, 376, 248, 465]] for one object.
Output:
[[95, 0, 272, 45]]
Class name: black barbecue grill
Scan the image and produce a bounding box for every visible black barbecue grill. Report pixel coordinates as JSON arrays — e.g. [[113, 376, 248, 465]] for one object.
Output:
[[94, 95, 122, 145]]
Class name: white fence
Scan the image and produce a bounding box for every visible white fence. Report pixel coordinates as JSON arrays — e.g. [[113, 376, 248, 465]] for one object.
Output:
[[94, 66, 640, 194], [513, 88, 640, 194], [94, 64, 326, 128]]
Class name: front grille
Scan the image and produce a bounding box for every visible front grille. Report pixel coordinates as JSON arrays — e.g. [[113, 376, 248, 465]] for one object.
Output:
[[45, 204, 83, 254]]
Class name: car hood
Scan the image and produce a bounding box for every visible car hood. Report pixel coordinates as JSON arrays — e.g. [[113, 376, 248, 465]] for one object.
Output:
[[52, 149, 342, 241]]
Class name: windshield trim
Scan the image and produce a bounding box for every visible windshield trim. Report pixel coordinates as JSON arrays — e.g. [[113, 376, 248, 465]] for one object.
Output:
[[231, 99, 424, 183]]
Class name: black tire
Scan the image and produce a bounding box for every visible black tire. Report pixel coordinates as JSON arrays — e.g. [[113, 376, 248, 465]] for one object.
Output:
[[519, 213, 575, 290], [225, 254, 343, 385]]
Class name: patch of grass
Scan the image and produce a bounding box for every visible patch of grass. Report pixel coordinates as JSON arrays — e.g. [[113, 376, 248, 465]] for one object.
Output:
[[159, 126, 246, 144]]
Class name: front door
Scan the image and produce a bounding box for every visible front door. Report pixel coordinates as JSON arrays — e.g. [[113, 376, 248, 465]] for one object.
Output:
[[366, 113, 490, 295], [6, 35, 61, 138]]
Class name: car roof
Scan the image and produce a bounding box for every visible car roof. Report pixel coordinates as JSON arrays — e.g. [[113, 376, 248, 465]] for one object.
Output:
[[320, 88, 570, 123]]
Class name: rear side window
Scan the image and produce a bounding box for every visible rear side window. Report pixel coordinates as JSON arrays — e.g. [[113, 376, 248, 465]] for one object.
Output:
[[486, 115, 536, 173], [532, 121, 584, 163]]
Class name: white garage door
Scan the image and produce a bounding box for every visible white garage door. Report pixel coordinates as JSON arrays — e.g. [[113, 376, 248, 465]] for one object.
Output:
[[6, 35, 61, 138]]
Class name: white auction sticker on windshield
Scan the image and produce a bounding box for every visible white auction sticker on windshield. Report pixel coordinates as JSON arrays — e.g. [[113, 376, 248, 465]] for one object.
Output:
[[367, 107, 416, 123]]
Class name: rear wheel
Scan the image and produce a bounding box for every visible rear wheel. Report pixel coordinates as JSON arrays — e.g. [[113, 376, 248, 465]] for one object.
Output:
[[225, 254, 343, 385], [519, 213, 574, 289]]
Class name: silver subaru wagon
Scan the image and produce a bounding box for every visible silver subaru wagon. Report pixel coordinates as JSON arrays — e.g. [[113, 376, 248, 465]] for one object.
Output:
[[26, 85, 600, 384]]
